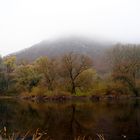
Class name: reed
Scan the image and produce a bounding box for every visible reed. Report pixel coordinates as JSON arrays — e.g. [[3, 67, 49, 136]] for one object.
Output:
[[75, 134, 105, 140], [0, 127, 105, 140]]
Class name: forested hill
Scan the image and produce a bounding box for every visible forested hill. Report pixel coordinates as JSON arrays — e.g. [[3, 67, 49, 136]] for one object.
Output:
[[2, 37, 140, 97], [10, 37, 112, 72]]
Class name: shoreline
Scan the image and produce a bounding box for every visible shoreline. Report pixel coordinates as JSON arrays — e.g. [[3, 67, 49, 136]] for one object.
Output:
[[0, 96, 14, 99], [0, 94, 140, 102], [4, 95, 140, 101]]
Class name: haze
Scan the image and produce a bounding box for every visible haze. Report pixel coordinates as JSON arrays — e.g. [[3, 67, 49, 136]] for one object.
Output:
[[0, 0, 140, 56]]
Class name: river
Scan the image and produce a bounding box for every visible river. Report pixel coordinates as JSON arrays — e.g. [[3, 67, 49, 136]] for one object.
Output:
[[0, 99, 140, 140]]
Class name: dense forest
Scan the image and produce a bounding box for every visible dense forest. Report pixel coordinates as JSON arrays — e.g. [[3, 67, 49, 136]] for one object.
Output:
[[0, 40, 140, 99]]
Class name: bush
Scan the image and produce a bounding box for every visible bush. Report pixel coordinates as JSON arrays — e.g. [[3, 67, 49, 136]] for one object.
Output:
[[31, 86, 48, 96]]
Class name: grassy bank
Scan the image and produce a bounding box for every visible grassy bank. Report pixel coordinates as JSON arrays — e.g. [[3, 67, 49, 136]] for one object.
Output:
[[17, 89, 132, 102]]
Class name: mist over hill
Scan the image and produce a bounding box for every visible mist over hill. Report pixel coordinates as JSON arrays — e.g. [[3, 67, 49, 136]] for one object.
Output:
[[2, 37, 140, 97], [10, 37, 113, 73]]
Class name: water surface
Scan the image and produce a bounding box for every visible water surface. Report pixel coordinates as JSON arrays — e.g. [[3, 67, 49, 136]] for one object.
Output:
[[0, 99, 140, 140]]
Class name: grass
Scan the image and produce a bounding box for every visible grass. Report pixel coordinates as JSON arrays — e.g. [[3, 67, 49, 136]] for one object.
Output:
[[0, 127, 105, 140], [0, 127, 50, 140], [75, 134, 105, 140], [75, 90, 91, 96], [20, 86, 71, 97]]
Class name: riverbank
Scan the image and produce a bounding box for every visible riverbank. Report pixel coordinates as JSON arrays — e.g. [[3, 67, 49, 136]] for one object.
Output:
[[0, 93, 138, 102], [17, 94, 134, 102], [0, 96, 14, 99]]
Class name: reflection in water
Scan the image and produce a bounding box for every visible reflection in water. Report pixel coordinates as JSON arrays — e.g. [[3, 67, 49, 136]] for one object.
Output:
[[0, 99, 140, 140]]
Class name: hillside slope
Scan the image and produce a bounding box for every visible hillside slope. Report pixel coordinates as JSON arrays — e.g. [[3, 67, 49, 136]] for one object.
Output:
[[11, 37, 112, 73]]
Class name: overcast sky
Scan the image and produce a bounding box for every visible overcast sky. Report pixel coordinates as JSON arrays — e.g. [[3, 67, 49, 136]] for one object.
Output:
[[0, 0, 140, 56]]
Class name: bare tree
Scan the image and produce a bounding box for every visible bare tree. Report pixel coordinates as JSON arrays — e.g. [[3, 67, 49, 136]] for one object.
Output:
[[61, 52, 93, 94], [108, 44, 140, 96]]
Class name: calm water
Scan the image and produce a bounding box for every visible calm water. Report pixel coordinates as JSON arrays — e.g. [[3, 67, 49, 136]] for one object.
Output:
[[0, 99, 140, 140]]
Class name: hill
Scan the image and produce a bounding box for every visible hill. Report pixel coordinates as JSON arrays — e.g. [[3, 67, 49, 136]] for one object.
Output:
[[10, 37, 113, 73]]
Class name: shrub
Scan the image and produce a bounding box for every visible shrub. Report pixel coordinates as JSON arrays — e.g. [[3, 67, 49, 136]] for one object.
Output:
[[31, 86, 48, 96]]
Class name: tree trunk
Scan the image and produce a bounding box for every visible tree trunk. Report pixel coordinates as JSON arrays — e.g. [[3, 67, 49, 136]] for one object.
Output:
[[48, 82, 53, 91], [71, 81, 76, 94], [131, 86, 139, 97]]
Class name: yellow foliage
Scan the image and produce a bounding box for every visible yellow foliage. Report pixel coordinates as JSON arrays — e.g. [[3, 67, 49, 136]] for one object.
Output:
[[31, 86, 48, 96]]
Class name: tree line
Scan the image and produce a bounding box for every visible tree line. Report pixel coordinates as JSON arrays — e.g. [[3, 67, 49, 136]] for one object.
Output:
[[0, 44, 140, 97]]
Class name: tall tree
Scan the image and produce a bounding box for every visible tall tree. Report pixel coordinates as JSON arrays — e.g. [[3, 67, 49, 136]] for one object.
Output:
[[108, 44, 140, 96], [2, 56, 16, 91], [15, 64, 40, 92], [3, 56, 16, 73], [0, 56, 6, 93], [61, 52, 93, 94], [35, 57, 58, 90]]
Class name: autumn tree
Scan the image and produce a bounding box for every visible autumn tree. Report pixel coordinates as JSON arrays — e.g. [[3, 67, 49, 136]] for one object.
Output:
[[0, 56, 6, 92], [2, 56, 17, 91], [15, 64, 40, 92], [108, 44, 140, 96], [60, 52, 94, 94], [35, 57, 58, 90], [3, 56, 16, 73]]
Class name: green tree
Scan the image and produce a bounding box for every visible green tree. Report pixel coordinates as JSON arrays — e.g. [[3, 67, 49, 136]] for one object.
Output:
[[75, 68, 96, 92], [15, 64, 40, 92], [3, 56, 16, 90], [3, 56, 16, 73], [0, 56, 17, 93], [0, 56, 7, 93]]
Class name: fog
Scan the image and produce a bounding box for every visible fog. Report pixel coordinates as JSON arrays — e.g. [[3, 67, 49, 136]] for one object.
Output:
[[0, 0, 140, 56]]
